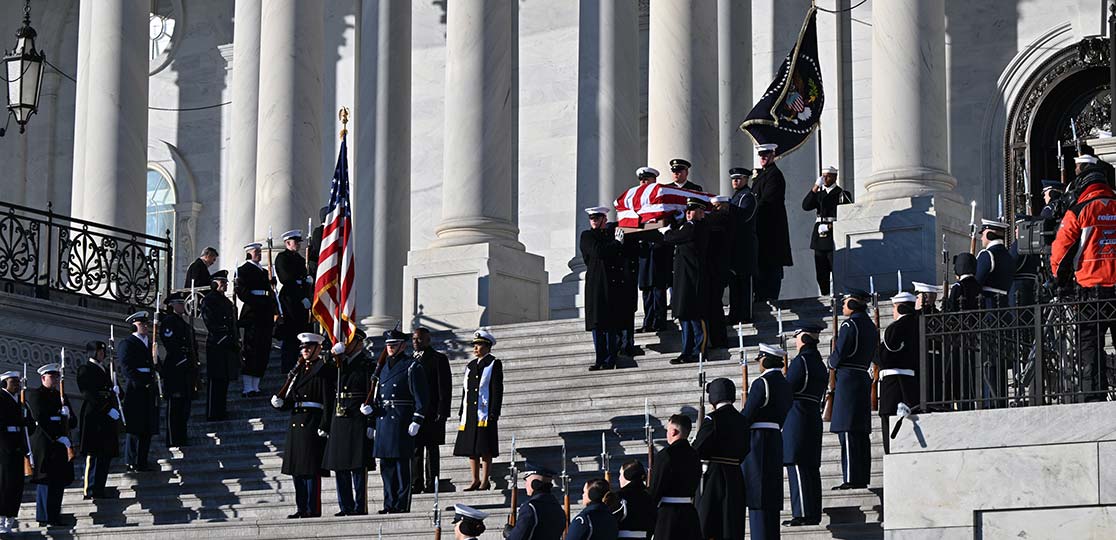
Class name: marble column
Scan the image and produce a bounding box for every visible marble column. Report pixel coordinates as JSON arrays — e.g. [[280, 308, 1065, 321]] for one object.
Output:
[[358, 0, 411, 333], [865, 0, 957, 200], [70, 0, 148, 232], [717, 0, 752, 196], [223, 0, 261, 263], [253, 0, 323, 240], [403, 0, 548, 329], [647, 0, 719, 184]]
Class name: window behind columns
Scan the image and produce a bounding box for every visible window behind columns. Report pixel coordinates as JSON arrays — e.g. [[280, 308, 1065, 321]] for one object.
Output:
[[146, 168, 176, 284]]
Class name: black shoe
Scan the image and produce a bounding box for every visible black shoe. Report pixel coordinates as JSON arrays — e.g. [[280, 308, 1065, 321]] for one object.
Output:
[[783, 517, 818, 527], [349, 510, 368, 516], [424, 483, 436, 494], [334, 511, 349, 517], [287, 512, 303, 519], [38, 521, 50, 527], [602, 364, 616, 370], [588, 364, 604, 371], [411, 485, 425, 495], [626, 346, 645, 357], [377, 509, 391, 515], [669, 355, 696, 365]]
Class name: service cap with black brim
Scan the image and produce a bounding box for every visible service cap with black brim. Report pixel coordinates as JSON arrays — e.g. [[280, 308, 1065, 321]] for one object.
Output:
[[452, 503, 488, 524], [758, 343, 787, 358], [584, 206, 610, 217], [891, 292, 917, 304], [521, 463, 557, 480], [1041, 179, 1063, 194], [980, 219, 1008, 232], [244, 242, 263, 252], [728, 167, 750, 178], [164, 291, 187, 305], [211, 269, 229, 281], [794, 323, 825, 336], [297, 333, 325, 348], [755, 143, 778, 154], [685, 197, 709, 211], [471, 329, 496, 347], [37, 363, 61, 376], [0, 371, 19, 382], [669, 158, 692, 169], [384, 329, 408, 344], [125, 311, 150, 324], [281, 229, 303, 241], [912, 281, 942, 294], [636, 166, 659, 178]]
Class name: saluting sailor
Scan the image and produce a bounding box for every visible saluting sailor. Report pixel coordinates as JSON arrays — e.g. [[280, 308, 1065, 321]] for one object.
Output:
[[322, 328, 375, 517], [27, 363, 76, 527], [235, 242, 275, 398], [828, 289, 878, 490], [801, 166, 847, 296], [158, 292, 196, 448], [117, 311, 158, 472], [742, 344, 793, 539], [504, 465, 567, 540], [783, 324, 827, 527], [76, 341, 120, 499], [0, 370, 30, 533], [275, 229, 312, 373], [878, 292, 920, 453], [453, 503, 489, 540], [692, 378, 748, 540]]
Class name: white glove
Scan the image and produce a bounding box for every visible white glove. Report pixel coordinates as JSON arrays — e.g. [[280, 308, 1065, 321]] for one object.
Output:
[[366, 427, 374, 440], [359, 404, 374, 416], [818, 223, 830, 235], [270, 395, 284, 409], [301, 298, 312, 310], [614, 228, 625, 243], [407, 422, 420, 437], [317, 429, 328, 438], [815, 176, 825, 187], [60, 406, 71, 417], [107, 408, 121, 421], [113, 385, 121, 395], [57, 436, 71, 449]]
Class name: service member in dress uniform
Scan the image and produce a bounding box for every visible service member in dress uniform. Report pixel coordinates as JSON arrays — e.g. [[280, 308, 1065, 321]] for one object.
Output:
[[752, 144, 794, 303], [411, 327, 451, 494], [581, 206, 627, 371], [878, 292, 920, 454], [648, 414, 701, 540], [913, 282, 947, 409], [453, 329, 503, 491], [662, 199, 712, 365], [0, 370, 30, 533], [76, 341, 120, 499], [947, 254, 982, 312], [307, 206, 328, 279], [742, 344, 793, 540], [728, 167, 758, 324], [1010, 218, 1041, 307], [159, 292, 196, 448], [322, 328, 374, 516], [275, 230, 313, 373], [1040, 179, 1064, 220], [27, 363, 76, 527], [783, 324, 827, 527], [667, 158, 704, 191], [454, 503, 489, 540], [201, 270, 238, 421], [705, 197, 734, 351], [975, 219, 1014, 406], [946, 255, 982, 406], [364, 329, 428, 514], [271, 332, 334, 519], [635, 168, 674, 333], [235, 242, 275, 397], [828, 289, 878, 490], [567, 478, 620, 540], [118, 311, 158, 472], [692, 377, 748, 540], [801, 166, 847, 296], [614, 460, 655, 539], [504, 465, 567, 540], [183, 246, 218, 289]]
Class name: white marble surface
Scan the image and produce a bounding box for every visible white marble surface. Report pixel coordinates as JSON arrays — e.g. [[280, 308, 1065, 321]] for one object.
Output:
[[1099, 441, 1116, 504], [885, 527, 972, 540], [716, 0, 752, 196], [980, 506, 1116, 540], [222, 0, 260, 269], [885, 442, 1100, 530]]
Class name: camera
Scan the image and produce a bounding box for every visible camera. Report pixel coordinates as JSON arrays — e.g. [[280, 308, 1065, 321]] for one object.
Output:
[[1015, 217, 1056, 256]]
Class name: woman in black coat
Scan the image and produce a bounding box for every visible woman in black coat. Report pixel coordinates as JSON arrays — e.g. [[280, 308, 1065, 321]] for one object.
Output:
[[452, 330, 503, 491]]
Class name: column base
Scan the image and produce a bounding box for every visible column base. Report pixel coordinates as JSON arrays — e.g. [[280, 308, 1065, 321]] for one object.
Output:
[[360, 315, 402, 335], [832, 195, 970, 295], [1087, 136, 1116, 165], [402, 242, 549, 330]]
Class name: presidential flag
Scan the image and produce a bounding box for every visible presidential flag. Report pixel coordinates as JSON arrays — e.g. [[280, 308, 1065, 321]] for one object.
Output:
[[312, 133, 357, 346], [740, 6, 824, 159]]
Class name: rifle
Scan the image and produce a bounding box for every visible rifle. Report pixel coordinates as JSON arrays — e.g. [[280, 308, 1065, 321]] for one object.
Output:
[[695, 351, 706, 436], [822, 272, 838, 422], [561, 441, 571, 538], [109, 325, 127, 428], [508, 434, 519, 527], [21, 363, 34, 476], [432, 474, 442, 540], [773, 302, 786, 375], [643, 397, 654, 483], [738, 323, 749, 405], [600, 432, 611, 484], [1057, 139, 1068, 185], [968, 200, 978, 255], [306, 216, 315, 326], [266, 226, 285, 323], [1071, 118, 1083, 154], [59, 348, 75, 462], [362, 347, 389, 407], [152, 292, 165, 401], [869, 276, 881, 412], [189, 280, 202, 395], [941, 235, 950, 308], [275, 361, 303, 400]]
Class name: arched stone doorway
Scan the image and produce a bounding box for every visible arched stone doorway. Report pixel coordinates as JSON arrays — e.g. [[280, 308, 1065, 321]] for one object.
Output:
[[1005, 36, 1111, 220]]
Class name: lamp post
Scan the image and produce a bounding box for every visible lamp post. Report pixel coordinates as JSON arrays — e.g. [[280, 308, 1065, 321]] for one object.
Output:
[[2, 0, 45, 136]]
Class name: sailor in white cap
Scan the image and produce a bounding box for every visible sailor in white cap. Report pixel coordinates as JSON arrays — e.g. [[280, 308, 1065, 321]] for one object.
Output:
[[27, 362, 75, 526], [741, 342, 792, 539], [453, 329, 502, 491], [235, 240, 275, 397], [453, 503, 488, 539], [581, 206, 625, 371], [976, 219, 1013, 310], [912, 281, 943, 313], [0, 370, 27, 532], [879, 292, 921, 453], [783, 323, 828, 527], [752, 142, 793, 303], [803, 165, 848, 296], [118, 310, 158, 473], [636, 166, 660, 180], [275, 229, 313, 375]]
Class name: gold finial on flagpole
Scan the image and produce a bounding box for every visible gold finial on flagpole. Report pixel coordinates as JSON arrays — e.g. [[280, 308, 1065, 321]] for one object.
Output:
[[339, 107, 350, 139]]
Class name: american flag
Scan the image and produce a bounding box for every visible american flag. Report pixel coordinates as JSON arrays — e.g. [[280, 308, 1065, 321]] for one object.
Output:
[[613, 183, 714, 228], [312, 133, 357, 345]]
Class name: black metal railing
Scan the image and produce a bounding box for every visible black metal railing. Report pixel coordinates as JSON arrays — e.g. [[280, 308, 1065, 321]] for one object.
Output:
[[0, 200, 171, 308], [920, 298, 1116, 411]]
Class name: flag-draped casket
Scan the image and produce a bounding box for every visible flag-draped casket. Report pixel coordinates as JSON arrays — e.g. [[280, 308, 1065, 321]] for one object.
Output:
[[613, 183, 715, 229]]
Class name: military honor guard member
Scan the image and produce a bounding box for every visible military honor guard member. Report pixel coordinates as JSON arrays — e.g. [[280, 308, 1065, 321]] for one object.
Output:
[[801, 166, 847, 296], [271, 332, 334, 519], [503, 465, 567, 540], [705, 197, 734, 351], [581, 206, 627, 370], [184, 246, 218, 289], [235, 242, 275, 397], [614, 460, 656, 539], [1040, 179, 1063, 219], [783, 325, 828, 527], [662, 198, 712, 365], [648, 414, 701, 540], [411, 327, 451, 494], [159, 292, 196, 448], [635, 168, 674, 333], [275, 230, 313, 373], [365, 329, 428, 514], [453, 329, 503, 491], [201, 270, 238, 421], [879, 292, 921, 453], [728, 167, 759, 324], [322, 328, 375, 516], [117, 311, 159, 472], [947, 254, 982, 312], [975, 219, 1014, 310], [567, 478, 620, 540], [742, 344, 793, 539], [453, 503, 489, 540], [752, 143, 794, 303], [828, 289, 878, 490], [0, 370, 29, 533], [76, 341, 120, 499], [913, 282, 942, 314], [667, 158, 704, 191], [692, 378, 748, 540], [27, 363, 76, 527]]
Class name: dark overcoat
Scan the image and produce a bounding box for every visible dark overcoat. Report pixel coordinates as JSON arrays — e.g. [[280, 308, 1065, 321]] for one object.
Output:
[[184, 258, 213, 289], [567, 501, 619, 540], [616, 482, 656, 537], [276, 359, 334, 477], [76, 359, 120, 457], [453, 355, 502, 458], [692, 403, 749, 539], [201, 289, 240, 380], [741, 369, 792, 511], [878, 313, 921, 415], [752, 164, 793, 267], [648, 439, 702, 540], [580, 227, 628, 331], [117, 334, 159, 435], [505, 492, 567, 540], [637, 235, 673, 290], [0, 391, 28, 516], [235, 261, 275, 378], [783, 344, 827, 467], [827, 311, 878, 433], [27, 386, 75, 486], [322, 349, 375, 471], [801, 185, 844, 252], [662, 219, 710, 321], [371, 353, 428, 459], [274, 248, 311, 338], [413, 347, 451, 446], [729, 187, 758, 277], [158, 312, 197, 399]]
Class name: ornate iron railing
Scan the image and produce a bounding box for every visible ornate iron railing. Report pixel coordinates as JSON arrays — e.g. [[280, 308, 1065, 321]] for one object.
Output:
[[0, 200, 171, 308]]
